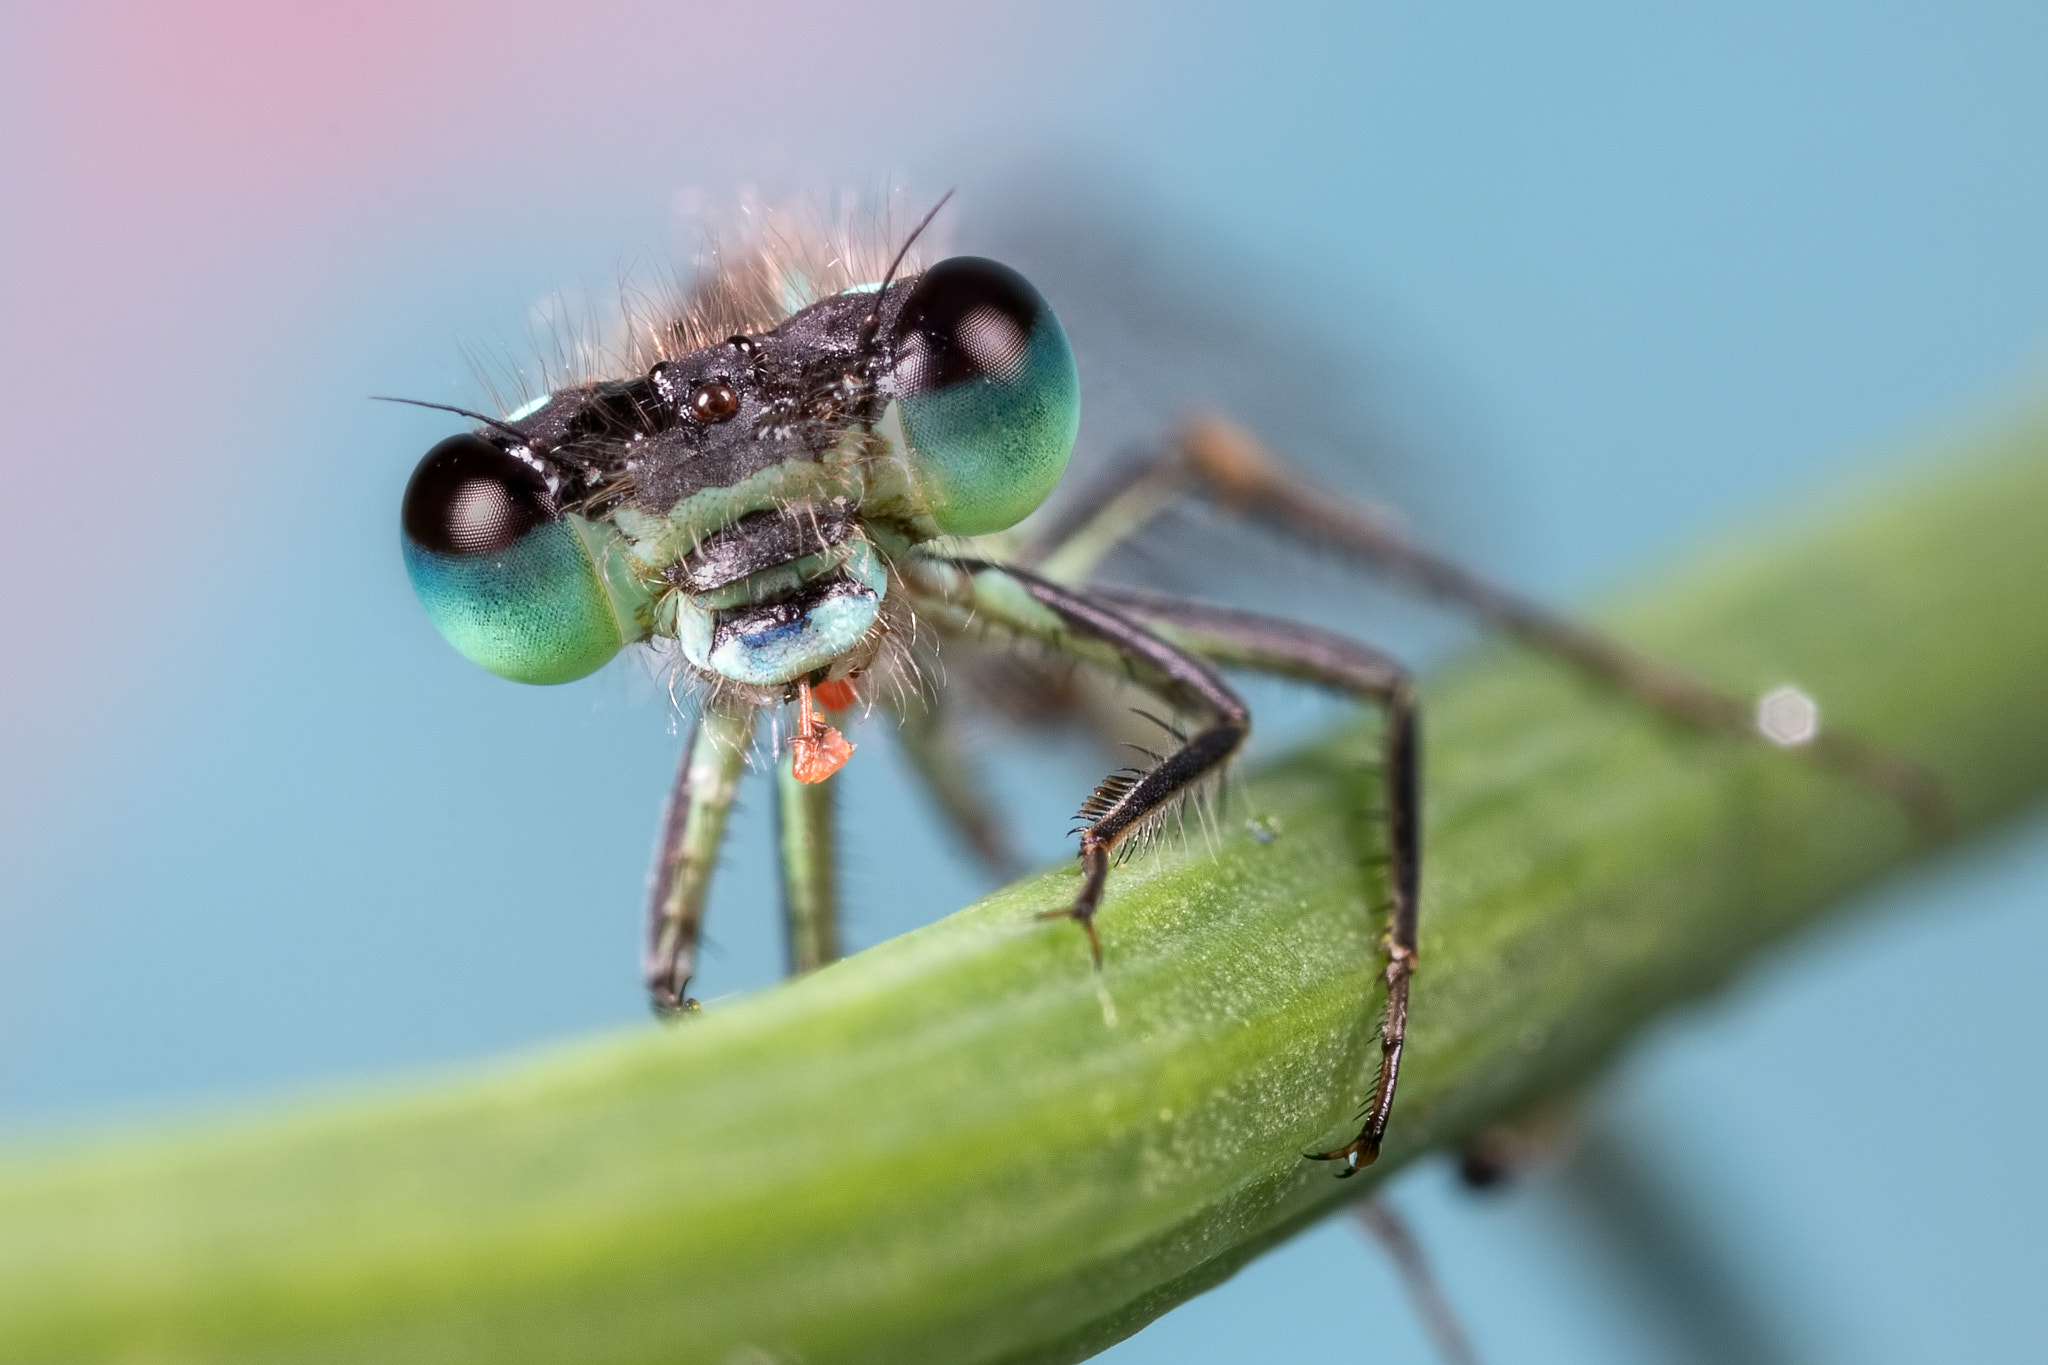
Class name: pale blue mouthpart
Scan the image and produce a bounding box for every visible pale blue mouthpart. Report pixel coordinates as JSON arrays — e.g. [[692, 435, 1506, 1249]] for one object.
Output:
[[677, 538, 889, 687]]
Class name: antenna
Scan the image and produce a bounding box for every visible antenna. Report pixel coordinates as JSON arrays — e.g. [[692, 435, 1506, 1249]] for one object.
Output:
[[851, 188, 956, 398], [371, 395, 541, 447]]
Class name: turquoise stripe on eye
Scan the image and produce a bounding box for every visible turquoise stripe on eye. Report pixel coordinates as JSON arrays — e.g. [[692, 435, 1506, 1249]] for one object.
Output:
[[893, 258, 1080, 537], [403, 519, 627, 684]]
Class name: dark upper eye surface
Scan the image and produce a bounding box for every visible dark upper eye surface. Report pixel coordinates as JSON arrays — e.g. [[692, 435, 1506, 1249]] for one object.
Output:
[[402, 434, 557, 556], [891, 257, 1045, 397], [400, 431, 642, 685], [884, 256, 1080, 537]]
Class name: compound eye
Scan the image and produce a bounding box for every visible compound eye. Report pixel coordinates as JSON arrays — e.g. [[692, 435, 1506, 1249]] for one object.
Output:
[[402, 433, 555, 554], [890, 256, 1080, 536], [400, 433, 632, 684]]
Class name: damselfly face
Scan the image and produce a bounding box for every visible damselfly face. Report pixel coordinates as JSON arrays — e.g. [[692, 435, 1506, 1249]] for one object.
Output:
[[401, 256, 1080, 695]]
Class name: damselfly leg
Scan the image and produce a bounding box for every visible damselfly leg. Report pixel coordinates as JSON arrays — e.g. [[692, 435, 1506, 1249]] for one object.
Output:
[[644, 701, 752, 1014], [645, 690, 851, 1010], [888, 687, 1027, 882], [903, 559, 1419, 1171], [910, 561, 1249, 964], [1356, 1199, 1485, 1365], [969, 407, 1947, 1170], [1082, 587, 1420, 1173], [775, 744, 841, 976], [1027, 413, 1950, 836]]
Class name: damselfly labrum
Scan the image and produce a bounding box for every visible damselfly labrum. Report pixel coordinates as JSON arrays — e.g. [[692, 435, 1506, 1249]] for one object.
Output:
[[394, 201, 1945, 1177]]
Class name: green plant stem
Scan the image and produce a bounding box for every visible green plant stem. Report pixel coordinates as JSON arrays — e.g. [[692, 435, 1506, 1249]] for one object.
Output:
[[7, 424, 2048, 1364]]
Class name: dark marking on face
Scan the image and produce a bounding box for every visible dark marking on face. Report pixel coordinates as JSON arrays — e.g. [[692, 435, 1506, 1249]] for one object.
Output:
[[670, 506, 853, 593]]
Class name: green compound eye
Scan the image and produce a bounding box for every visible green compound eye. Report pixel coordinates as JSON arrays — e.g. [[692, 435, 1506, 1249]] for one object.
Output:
[[890, 257, 1080, 537], [401, 434, 643, 684]]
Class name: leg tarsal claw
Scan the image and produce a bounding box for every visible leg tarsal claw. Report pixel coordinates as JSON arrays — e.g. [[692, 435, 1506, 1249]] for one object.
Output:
[[1034, 904, 1104, 969], [650, 992, 701, 1020], [1307, 1134, 1382, 1175]]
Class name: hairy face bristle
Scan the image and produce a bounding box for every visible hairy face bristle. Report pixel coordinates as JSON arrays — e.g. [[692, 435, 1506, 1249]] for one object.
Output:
[[465, 195, 942, 415]]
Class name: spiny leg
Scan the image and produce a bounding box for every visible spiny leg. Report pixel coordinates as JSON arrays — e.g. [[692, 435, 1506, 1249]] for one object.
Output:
[[1027, 413, 1948, 834], [893, 637, 1215, 882], [1093, 586, 1418, 1174], [888, 691, 1027, 882], [934, 561, 1250, 965], [643, 699, 755, 1015], [775, 749, 840, 974], [1076, 580, 1456, 1337]]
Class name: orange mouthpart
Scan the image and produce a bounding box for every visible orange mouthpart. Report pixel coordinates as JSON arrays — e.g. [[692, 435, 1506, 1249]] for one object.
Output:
[[811, 678, 859, 711], [792, 680, 855, 784]]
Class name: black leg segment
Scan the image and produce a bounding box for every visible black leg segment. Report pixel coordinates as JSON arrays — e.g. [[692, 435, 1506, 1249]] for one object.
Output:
[[951, 562, 1252, 967], [1088, 585, 1422, 1175]]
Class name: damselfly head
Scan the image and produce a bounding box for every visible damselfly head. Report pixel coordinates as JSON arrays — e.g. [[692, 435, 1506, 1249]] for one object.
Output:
[[399, 223, 1080, 699]]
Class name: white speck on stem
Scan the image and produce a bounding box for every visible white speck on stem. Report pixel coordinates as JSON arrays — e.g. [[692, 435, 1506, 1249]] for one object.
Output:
[[1757, 684, 1821, 747]]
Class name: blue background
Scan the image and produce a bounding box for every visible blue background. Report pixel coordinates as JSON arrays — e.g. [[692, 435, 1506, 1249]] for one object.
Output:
[[1, 3, 2044, 1360]]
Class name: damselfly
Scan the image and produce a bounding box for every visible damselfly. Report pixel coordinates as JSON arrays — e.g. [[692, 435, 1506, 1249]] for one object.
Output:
[[392, 199, 1943, 1178]]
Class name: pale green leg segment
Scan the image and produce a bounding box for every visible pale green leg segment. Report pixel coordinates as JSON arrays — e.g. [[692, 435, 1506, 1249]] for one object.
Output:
[[774, 757, 840, 975], [1026, 458, 1190, 586], [644, 699, 756, 1014]]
